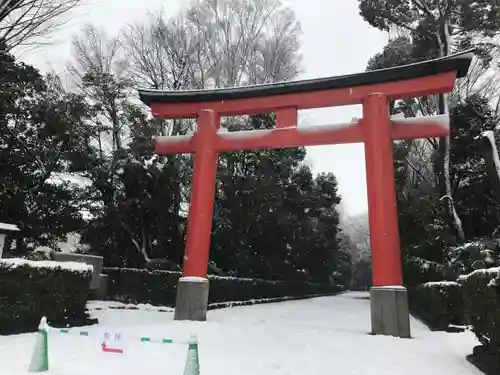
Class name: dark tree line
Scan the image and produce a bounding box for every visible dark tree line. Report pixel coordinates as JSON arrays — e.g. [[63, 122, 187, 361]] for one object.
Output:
[[0, 0, 353, 286]]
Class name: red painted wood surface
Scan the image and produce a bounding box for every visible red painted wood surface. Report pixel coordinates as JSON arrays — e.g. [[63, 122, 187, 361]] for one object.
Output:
[[148, 69, 460, 287], [183, 110, 220, 277], [362, 94, 402, 286], [154, 118, 449, 155]]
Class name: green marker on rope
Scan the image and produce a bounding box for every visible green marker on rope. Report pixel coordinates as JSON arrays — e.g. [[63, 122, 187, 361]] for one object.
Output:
[[58, 328, 90, 336], [140, 336, 176, 344], [183, 335, 200, 375], [28, 317, 49, 373]]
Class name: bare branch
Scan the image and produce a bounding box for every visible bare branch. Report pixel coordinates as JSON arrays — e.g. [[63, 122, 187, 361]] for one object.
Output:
[[68, 23, 131, 152], [185, 0, 302, 87], [0, 0, 84, 50]]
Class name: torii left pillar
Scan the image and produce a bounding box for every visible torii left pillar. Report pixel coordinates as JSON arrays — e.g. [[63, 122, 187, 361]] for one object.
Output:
[[174, 110, 219, 321]]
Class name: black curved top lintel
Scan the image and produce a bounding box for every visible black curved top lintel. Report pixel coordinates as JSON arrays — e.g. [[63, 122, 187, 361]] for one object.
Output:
[[138, 49, 474, 106]]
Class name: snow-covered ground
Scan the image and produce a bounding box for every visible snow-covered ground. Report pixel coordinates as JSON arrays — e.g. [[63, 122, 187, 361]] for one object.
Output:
[[1, 292, 483, 375]]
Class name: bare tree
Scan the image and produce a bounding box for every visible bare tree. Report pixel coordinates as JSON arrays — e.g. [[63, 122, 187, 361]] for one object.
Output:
[[123, 0, 302, 132], [0, 0, 83, 50], [122, 12, 198, 256], [124, 11, 196, 91], [185, 0, 302, 88], [68, 23, 131, 153], [122, 11, 199, 138]]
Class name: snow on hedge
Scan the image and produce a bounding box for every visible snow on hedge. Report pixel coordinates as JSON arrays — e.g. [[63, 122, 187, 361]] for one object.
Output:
[[422, 281, 460, 287], [458, 266, 500, 282], [87, 300, 173, 312], [103, 267, 274, 282], [0, 223, 19, 232], [209, 296, 302, 309], [0, 258, 93, 273]]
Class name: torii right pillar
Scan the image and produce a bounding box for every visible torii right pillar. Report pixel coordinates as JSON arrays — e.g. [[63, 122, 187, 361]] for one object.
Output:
[[363, 93, 410, 338]]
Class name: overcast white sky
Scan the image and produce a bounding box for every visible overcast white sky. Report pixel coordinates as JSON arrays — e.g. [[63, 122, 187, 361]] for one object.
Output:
[[19, 0, 388, 216]]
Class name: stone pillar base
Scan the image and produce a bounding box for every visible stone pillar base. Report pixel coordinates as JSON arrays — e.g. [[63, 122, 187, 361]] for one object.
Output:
[[174, 277, 209, 321], [370, 286, 411, 338]]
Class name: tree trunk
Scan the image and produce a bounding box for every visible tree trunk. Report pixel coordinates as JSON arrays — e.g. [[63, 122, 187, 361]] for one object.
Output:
[[480, 131, 500, 206], [437, 94, 465, 242], [435, 20, 465, 243]]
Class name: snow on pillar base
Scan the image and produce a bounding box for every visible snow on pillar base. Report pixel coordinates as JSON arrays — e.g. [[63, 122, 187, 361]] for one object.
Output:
[[370, 286, 411, 338], [174, 277, 209, 321]]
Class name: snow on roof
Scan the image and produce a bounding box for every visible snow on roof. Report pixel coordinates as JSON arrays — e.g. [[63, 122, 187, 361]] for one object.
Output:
[[0, 258, 93, 273], [0, 223, 19, 232]]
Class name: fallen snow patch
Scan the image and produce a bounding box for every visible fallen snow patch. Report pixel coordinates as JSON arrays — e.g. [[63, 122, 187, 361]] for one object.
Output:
[[0, 292, 484, 375], [180, 276, 208, 283], [422, 281, 459, 287], [0, 223, 19, 231], [372, 285, 407, 290], [0, 258, 93, 272], [87, 300, 173, 312]]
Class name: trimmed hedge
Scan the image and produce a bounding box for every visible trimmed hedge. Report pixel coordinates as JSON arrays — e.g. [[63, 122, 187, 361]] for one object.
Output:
[[0, 258, 94, 335], [459, 267, 500, 360], [103, 267, 343, 307], [403, 257, 457, 288], [104, 267, 179, 306], [409, 281, 464, 330]]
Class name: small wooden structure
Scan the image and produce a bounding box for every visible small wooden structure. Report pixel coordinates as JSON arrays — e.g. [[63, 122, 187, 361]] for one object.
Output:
[[0, 222, 20, 258]]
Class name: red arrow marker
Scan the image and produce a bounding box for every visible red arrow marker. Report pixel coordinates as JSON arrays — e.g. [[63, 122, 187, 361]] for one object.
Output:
[[101, 342, 123, 354]]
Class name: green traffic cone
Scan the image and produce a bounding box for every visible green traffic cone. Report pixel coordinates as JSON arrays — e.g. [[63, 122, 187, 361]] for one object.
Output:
[[183, 335, 200, 375], [29, 317, 49, 373]]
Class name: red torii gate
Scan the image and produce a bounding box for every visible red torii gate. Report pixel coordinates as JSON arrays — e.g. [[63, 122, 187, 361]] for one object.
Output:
[[139, 50, 473, 338]]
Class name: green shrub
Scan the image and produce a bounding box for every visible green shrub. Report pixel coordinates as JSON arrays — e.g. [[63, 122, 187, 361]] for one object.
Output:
[[103, 267, 343, 307], [449, 239, 500, 275], [460, 267, 500, 359], [409, 281, 463, 330], [104, 267, 179, 306], [0, 258, 94, 335], [403, 257, 457, 288], [207, 275, 341, 304]]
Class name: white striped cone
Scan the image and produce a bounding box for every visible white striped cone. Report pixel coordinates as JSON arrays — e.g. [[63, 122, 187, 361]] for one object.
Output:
[[183, 335, 200, 375], [29, 317, 49, 372]]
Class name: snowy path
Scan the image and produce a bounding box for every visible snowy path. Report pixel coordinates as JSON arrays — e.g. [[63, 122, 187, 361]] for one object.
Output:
[[1, 292, 483, 375]]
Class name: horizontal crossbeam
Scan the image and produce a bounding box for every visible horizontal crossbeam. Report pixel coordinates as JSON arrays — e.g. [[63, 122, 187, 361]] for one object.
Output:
[[154, 115, 449, 155]]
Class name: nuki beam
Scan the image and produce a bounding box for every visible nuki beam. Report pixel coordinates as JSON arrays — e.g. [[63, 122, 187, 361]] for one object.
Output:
[[154, 114, 450, 155]]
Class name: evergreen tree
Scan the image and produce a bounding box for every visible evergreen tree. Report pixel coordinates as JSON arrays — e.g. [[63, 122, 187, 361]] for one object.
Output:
[[0, 43, 91, 252], [359, 0, 500, 243], [212, 114, 345, 282]]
